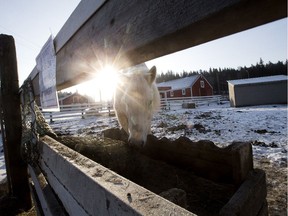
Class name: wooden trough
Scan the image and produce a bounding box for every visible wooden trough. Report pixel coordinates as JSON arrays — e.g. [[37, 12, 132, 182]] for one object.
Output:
[[29, 130, 268, 216]]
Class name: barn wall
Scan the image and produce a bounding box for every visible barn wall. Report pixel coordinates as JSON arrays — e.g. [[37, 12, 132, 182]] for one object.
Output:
[[61, 95, 89, 105], [158, 87, 171, 99], [192, 77, 213, 96], [172, 88, 192, 98], [228, 83, 236, 107], [231, 80, 287, 107]]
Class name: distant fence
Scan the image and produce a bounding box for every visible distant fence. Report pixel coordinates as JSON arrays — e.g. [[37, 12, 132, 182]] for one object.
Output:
[[41, 101, 114, 123], [41, 95, 228, 122], [160, 95, 228, 110]]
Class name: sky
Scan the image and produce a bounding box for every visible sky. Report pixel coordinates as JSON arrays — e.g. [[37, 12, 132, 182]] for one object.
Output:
[[147, 18, 287, 73], [0, 1, 287, 89]]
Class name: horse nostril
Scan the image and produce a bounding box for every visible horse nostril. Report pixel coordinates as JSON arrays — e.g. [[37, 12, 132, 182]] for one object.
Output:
[[128, 137, 145, 147]]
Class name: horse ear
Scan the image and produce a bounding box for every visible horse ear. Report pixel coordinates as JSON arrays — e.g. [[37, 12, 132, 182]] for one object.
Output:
[[148, 66, 157, 84]]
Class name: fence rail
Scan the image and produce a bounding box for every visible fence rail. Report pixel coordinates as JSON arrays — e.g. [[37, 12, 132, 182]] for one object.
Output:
[[160, 95, 227, 110], [41, 101, 114, 122], [41, 95, 228, 122]]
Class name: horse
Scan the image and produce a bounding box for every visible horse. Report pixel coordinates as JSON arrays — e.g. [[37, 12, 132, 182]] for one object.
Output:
[[114, 63, 160, 146]]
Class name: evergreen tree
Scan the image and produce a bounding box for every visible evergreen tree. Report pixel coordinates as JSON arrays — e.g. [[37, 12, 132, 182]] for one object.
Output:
[[156, 59, 287, 94]]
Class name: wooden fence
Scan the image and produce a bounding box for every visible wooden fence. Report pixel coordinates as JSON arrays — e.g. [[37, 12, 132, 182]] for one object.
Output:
[[160, 95, 227, 110], [41, 95, 228, 122], [41, 101, 114, 122], [0, 0, 285, 215]]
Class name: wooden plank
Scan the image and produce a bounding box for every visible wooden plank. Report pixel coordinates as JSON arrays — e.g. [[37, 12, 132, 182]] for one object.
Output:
[[39, 161, 88, 216], [144, 137, 253, 186], [39, 135, 195, 216], [54, 0, 107, 52], [103, 130, 253, 186], [0, 34, 32, 210], [28, 165, 67, 216], [53, 0, 286, 90], [219, 169, 268, 216], [230, 141, 253, 187]]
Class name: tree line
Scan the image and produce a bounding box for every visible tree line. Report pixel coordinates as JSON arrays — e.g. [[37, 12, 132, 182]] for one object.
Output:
[[156, 59, 287, 95]]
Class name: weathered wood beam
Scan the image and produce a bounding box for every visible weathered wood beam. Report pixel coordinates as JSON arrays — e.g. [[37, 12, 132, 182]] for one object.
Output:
[[54, 0, 286, 91], [28, 165, 67, 216], [54, 0, 107, 52], [39, 136, 195, 215], [0, 34, 32, 211]]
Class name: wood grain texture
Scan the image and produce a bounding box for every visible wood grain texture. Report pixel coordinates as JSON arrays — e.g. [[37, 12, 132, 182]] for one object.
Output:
[[54, 0, 286, 90], [28, 165, 67, 216], [39, 136, 195, 216], [0, 34, 32, 210], [54, 0, 107, 52], [220, 169, 267, 216]]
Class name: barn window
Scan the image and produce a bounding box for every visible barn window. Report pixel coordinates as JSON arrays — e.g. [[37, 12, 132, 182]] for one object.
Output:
[[170, 91, 174, 97], [200, 80, 205, 88], [182, 89, 186, 95]]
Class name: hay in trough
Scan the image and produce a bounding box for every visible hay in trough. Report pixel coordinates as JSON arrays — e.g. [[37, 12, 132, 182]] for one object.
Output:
[[56, 135, 235, 215]]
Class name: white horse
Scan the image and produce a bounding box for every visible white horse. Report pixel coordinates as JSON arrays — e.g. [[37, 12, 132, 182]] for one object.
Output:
[[114, 63, 160, 146]]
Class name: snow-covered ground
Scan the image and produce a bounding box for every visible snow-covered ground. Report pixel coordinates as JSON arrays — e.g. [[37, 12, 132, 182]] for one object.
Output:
[[152, 103, 287, 165], [0, 102, 287, 182]]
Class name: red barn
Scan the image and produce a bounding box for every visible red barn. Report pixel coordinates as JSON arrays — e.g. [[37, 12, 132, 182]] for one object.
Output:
[[58, 92, 90, 105], [157, 75, 213, 99]]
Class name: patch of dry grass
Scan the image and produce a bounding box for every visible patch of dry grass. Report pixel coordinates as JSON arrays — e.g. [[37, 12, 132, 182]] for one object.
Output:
[[254, 158, 287, 215]]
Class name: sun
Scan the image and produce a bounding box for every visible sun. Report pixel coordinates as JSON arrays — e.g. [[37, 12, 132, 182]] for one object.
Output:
[[95, 65, 119, 100], [97, 65, 119, 89], [72, 65, 119, 102]]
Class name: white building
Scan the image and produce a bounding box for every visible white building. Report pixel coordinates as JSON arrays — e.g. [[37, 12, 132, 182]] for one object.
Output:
[[227, 75, 287, 107]]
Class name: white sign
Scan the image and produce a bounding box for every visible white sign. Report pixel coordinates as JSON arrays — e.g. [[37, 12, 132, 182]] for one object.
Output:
[[36, 36, 59, 111]]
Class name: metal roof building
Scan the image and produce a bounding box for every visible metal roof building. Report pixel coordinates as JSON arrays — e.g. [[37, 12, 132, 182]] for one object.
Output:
[[227, 75, 287, 107]]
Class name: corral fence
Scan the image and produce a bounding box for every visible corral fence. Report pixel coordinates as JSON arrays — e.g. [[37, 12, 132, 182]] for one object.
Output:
[[160, 95, 228, 110], [41, 95, 228, 122], [41, 101, 114, 123]]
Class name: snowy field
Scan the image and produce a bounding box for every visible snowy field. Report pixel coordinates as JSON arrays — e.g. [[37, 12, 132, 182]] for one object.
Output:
[[51, 102, 287, 165], [0, 102, 287, 182]]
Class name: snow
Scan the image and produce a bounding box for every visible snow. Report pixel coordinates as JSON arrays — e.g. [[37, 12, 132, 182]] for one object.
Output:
[[157, 76, 199, 90], [0, 102, 287, 182], [0, 139, 6, 182], [152, 103, 287, 165], [227, 75, 287, 85]]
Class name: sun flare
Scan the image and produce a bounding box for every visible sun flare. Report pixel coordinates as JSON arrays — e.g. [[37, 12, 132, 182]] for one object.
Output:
[[72, 65, 119, 102]]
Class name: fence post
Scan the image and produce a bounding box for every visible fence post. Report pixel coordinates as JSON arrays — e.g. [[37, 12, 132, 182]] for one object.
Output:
[[49, 112, 54, 123], [0, 34, 32, 210], [81, 109, 85, 119], [108, 101, 111, 116]]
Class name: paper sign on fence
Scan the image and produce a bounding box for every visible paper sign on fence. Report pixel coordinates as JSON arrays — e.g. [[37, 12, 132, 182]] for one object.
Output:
[[36, 35, 59, 112]]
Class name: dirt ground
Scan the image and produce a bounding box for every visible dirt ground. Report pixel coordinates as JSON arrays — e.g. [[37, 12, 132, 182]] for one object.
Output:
[[254, 158, 287, 216]]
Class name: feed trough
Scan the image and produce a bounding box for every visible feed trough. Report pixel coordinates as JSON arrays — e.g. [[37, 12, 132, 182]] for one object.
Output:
[[38, 128, 268, 216]]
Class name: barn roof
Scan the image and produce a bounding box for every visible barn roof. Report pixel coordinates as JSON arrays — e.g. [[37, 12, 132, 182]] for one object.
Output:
[[227, 75, 288, 86], [157, 75, 200, 91], [58, 92, 88, 101]]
